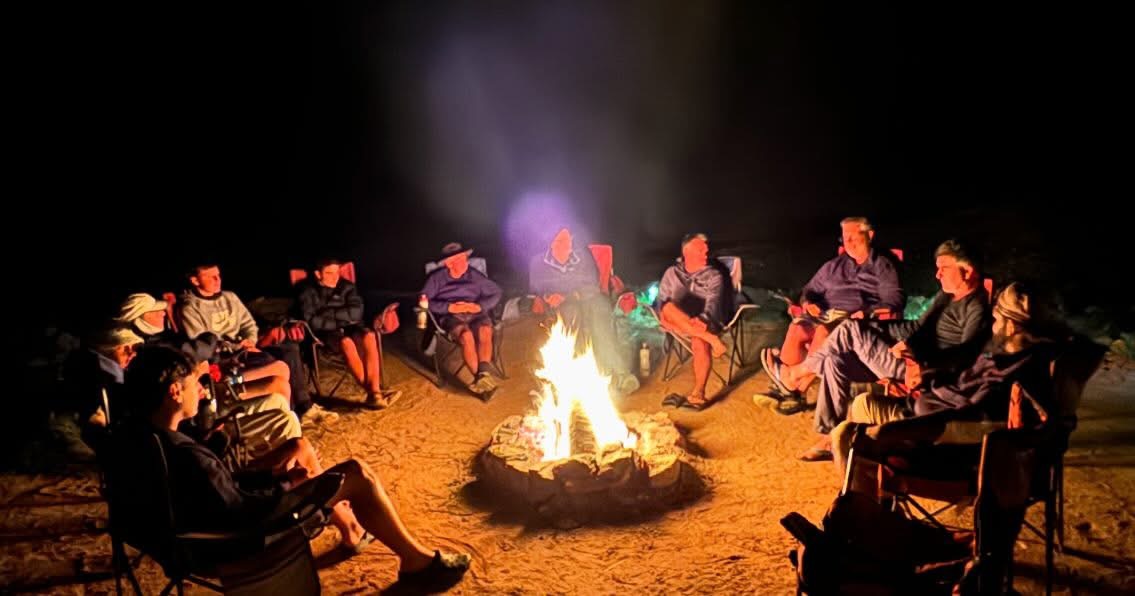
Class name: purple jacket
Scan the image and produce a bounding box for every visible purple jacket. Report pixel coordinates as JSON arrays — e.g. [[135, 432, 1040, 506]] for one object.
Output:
[[529, 249, 600, 298], [802, 249, 903, 314], [421, 267, 502, 317], [914, 341, 1059, 421], [658, 259, 730, 331]]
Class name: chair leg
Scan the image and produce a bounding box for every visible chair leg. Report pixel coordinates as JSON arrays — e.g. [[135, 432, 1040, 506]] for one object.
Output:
[[1056, 461, 1065, 552], [1045, 466, 1058, 596], [377, 333, 387, 390], [494, 325, 507, 378], [159, 579, 178, 596], [112, 540, 124, 596]]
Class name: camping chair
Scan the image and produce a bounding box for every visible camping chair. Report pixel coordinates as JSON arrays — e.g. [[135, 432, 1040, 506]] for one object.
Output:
[[843, 337, 1106, 595], [529, 243, 629, 315], [420, 257, 507, 389], [288, 262, 399, 397], [101, 428, 339, 595], [651, 255, 760, 387]]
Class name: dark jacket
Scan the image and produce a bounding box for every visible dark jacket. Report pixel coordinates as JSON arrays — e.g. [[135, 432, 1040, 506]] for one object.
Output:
[[298, 279, 364, 333]]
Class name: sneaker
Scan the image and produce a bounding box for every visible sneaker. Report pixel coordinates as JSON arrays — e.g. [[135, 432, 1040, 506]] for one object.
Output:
[[397, 550, 471, 591], [302, 403, 340, 426], [612, 372, 640, 395]]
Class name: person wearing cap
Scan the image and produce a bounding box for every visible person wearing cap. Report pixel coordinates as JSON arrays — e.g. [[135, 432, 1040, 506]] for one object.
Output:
[[529, 227, 640, 395], [831, 281, 1065, 471], [420, 242, 503, 397], [768, 240, 992, 462], [297, 258, 402, 408], [116, 292, 217, 365], [656, 233, 730, 410]]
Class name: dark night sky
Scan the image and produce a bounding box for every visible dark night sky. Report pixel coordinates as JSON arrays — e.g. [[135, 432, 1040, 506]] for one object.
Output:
[[14, 2, 1124, 335]]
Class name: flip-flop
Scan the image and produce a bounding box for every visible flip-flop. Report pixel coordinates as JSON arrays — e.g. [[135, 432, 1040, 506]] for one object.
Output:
[[661, 393, 687, 408], [342, 531, 376, 555], [679, 397, 710, 411], [761, 348, 796, 396], [799, 447, 833, 462]]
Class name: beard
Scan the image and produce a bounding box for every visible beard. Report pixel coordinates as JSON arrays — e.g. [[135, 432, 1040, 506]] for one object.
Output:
[[987, 329, 1010, 354]]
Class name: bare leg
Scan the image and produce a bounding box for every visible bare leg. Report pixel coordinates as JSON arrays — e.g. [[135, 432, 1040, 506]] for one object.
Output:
[[475, 324, 493, 368], [238, 376, 291, 401], [456, 327, 478, 374], [690, 337, 712, 403], [361, 331, 382, 392], [253, 438, 365, 546], [242, 360, 291, 383], [660, 303, 726, 357], [779, 321, 815, 366], [340, 337, 367, 388], [323, 459, 436, 572]]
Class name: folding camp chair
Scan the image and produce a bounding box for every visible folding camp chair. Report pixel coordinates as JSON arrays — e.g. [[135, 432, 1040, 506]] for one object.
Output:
[[843, 337, 1106, 595], [288, 262, 398, 397], [529, 243, 628, 316], [420, 257, 507, 388], [652, 255, 760, 387], [101, 426, 339, 595]]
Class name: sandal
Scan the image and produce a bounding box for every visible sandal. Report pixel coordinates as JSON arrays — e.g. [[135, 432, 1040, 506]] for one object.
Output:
[[662, 393, 687, 408], [799, 447, 833, 462], [761, 348, 796, 395], [341, 531, 376, 556], [679, 396, 710, 411]]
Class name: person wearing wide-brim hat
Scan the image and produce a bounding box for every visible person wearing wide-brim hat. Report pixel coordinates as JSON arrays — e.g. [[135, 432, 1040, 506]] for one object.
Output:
[[421, 242, 503, 398]]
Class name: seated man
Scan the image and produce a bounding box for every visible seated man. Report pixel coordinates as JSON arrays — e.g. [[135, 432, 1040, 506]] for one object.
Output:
[[529, 227, 639, 395], [60, 325, 144, 451], [765, 216, 904, 394], [837, 282, 1062, 475], [114, 346, 470, 588], [298, 258, 401, 408], [116, 292, 217, 367], [656, 233, 730, 410], [179, 262, 320, 420], [421, 242, 503, 398], [769, 240, 991, 461]]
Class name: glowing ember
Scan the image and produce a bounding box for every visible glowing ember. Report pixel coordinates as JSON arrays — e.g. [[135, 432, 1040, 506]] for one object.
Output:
[[525, 318, 637, 461]]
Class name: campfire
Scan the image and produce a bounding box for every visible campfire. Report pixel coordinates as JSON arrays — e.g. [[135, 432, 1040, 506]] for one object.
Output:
[[479, 319, 699, 521]]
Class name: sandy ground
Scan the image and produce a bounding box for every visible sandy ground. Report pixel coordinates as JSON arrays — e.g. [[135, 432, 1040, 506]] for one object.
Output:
[[3, 317, 1134, 595]]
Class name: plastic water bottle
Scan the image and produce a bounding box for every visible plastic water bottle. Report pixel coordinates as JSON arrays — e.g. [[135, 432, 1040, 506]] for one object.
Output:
[[417, 295, 429, 329], [639, 342, 651, 378]]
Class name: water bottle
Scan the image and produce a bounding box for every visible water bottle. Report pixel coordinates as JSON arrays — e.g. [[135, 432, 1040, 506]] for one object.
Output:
[[639, 342, 651, 378], [417, 294, 429, 329]]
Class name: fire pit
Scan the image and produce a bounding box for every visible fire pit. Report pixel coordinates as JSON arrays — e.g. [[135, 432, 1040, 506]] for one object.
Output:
[[478, 320, 701, 522]]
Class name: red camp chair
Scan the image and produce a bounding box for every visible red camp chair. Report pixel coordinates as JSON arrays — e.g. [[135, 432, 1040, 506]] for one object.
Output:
[[531, 243, 627, 315], [288, 262, 398, 397]]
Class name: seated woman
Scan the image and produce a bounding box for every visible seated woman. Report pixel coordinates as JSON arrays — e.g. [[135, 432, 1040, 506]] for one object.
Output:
[[115, 346, 470, 589], [297, 259, 401, 408]]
